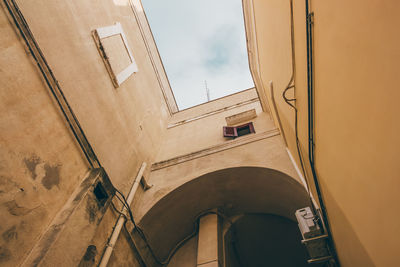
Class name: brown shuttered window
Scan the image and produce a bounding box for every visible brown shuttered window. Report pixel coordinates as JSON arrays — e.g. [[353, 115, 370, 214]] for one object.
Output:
[[223, 122, 255, 138]]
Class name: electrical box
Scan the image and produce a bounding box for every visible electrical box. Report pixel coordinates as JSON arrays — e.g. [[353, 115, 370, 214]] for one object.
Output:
[[295, 207, 331, 262], [295, 207, 321, 238]]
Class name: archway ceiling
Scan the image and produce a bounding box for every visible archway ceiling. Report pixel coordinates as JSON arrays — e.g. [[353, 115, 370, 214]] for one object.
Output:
[[138, 167, 310, 260]]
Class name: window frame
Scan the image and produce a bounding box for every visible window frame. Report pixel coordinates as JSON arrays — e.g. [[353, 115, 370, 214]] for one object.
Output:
[[223, 122, 255, 138], [92, 22, 138, 88]]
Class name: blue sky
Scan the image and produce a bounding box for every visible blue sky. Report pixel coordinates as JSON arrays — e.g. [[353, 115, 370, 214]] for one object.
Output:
[[141, 0, 254, 109]]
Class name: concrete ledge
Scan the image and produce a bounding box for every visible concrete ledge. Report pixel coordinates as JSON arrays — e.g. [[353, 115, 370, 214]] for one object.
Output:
[[151, 128, 280, 171], [168, 98, 260, 129]]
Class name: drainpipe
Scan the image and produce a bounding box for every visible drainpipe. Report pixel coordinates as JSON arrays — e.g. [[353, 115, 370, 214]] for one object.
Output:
[[305, 1, 340, 265], [99, 162, 147, 267]]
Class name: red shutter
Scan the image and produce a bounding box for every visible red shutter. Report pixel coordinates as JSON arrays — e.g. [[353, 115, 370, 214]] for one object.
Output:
[[223, 126, 237, 137], [248, 122, 255, 133]]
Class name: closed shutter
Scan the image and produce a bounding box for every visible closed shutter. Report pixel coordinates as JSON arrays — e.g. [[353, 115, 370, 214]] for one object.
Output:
[[248, 122, 255, 133], [223, 126, 238, 137]]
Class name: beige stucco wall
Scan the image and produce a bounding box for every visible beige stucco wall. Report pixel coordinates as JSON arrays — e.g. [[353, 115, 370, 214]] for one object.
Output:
[[169, 88, 258, 123], [156, 90, 273, 162], [251, 0, 400, 266], [0, 6, 90, 265], [7, 0, 397, 264], [132, 88, 308, 264], [136, 90, 303, 219], [138, 134, 301, 219], [1, 0, 171, 265], [166, 236, 198, 267], [16, 0, 171, 191]]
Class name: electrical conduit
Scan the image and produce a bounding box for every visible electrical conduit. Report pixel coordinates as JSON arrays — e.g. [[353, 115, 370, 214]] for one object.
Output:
[[99, 162, 147, 267]]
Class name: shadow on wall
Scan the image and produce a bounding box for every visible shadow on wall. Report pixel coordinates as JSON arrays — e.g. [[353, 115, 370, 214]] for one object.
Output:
[[138, 167, 312, 261], [225, 214, 310, 267]]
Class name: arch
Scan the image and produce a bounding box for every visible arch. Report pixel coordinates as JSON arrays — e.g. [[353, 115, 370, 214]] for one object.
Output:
[[138, 166, 310, 261], [224, 213, 309, 267]]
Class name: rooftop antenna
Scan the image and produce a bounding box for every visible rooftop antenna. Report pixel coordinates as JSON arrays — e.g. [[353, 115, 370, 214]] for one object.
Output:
[[205, 80, 210, 102]]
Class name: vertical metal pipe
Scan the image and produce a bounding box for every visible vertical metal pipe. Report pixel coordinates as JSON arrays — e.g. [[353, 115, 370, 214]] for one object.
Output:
[[99, 163, 147, 267], [305, 1, 340, 265]]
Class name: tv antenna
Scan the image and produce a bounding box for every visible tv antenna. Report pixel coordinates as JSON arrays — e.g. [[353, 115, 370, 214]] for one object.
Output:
[[205, 80, 210, 102]]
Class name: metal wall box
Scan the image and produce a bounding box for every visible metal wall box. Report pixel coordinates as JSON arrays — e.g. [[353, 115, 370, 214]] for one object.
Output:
[[295, 207, 331, 262]]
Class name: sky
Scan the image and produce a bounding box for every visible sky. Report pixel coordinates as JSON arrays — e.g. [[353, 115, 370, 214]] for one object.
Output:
[[141, 0, 254, 110]]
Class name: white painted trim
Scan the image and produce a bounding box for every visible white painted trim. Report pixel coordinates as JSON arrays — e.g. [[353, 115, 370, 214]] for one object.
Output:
[[96, 23, 122, 39], [286, 148, 319, 208], [117, 63, 138, 85], [286, 147, 307, 191], [128, 0, 178, 113], [93, 22, 138, 88], [242, 0, 271, 113]]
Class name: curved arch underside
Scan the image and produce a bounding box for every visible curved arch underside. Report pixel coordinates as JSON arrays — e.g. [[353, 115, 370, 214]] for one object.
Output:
[[139, 167, 311, 260], [224, 214, 309, 267]]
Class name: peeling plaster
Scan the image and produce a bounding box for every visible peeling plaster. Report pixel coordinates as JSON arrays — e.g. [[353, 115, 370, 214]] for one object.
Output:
[[86, 197, 98, 224]]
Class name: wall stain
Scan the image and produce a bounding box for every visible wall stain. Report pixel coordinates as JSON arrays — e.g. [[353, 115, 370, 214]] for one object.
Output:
[[86, 198, 98, 223], [41, 163, 61, 190], [23, 155, 41, 180], [0, 246, 11, 263], [2, 226, 17, 241], [4, 200, 34, 216], [78, 245, 97, 267]]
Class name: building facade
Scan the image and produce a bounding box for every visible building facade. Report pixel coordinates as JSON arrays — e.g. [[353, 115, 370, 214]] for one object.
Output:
[[0, 0, 399, 266]]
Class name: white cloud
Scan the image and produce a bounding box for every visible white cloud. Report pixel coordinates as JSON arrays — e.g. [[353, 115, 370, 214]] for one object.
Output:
[[141, 0, 254, 109]]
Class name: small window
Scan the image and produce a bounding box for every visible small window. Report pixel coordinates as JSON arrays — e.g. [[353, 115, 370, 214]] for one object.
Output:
[[223, 122, 255, 138]]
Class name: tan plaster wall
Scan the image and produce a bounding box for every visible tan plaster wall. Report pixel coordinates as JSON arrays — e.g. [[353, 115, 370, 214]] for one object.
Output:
[[157, 102, 273, 162], [156, 90, 274, 162], [137, 135, 301, 220], [166, 236, 197, 267], [169, 88, 258, 124], [107, 230, 142, 267], [16, 0, 170, 191], [251, 0, 400, 266], [134, 88, 305, 265], [1, 0, 171, 266], [0, 7, 89, 265]]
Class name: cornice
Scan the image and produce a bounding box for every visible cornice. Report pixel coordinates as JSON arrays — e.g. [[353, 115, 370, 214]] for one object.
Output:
[[151, 128, 280, 171]]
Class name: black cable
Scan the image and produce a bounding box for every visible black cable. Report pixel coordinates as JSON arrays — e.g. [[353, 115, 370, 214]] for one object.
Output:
[[112, 191, 229, 267], [280, 0, 313, 203], [114, 189, 137, 227], [111, 188, 168, 265], [110, 200, 126, 219], [305, 1, 339, 265]]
